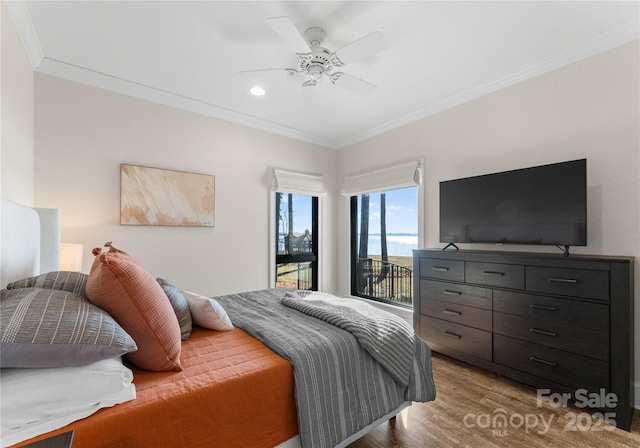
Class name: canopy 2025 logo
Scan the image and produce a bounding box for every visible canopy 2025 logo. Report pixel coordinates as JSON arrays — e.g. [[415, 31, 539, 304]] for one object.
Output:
[[462, 388, 618, 436]]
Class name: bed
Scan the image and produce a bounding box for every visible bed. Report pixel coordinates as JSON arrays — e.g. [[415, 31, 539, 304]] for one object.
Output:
[[0, 198, 436, 448]]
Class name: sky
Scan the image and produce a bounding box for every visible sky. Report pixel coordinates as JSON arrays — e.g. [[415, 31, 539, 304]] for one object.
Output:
[[281, 186, 418, 235], [278, 194, 313, 234], [362, 187, 418, 235]]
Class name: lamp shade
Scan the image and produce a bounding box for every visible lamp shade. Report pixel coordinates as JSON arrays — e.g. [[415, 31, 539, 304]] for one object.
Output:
[[60, 243, 84, 272]]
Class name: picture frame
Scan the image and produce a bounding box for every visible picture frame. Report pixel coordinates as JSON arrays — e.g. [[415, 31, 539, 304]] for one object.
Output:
[[120, 164, 215, 227]]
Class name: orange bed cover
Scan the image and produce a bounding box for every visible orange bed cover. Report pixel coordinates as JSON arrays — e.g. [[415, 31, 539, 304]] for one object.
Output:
[[12, 327, 298, 448]]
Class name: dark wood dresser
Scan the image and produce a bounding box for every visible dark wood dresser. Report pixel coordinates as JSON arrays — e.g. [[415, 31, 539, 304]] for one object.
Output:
[[413, 249, 635, 430]]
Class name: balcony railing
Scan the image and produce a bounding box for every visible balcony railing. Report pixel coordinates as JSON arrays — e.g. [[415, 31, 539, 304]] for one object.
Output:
[[277, 258, 413, 305], [276, 262, 313, 290], [356, 258, 413, 307]]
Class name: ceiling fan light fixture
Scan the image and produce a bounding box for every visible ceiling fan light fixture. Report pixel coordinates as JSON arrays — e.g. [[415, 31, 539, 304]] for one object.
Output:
[[250, 17, 389, 96], [250, 86, 266, 96], [308, 65, 323, 81]]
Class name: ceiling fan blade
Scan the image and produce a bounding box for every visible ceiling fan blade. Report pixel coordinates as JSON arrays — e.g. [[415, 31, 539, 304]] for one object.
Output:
[[266, 17, 311, 55], [331, 72, 377, 97], [332, 30, 390, 66], [239, 68, 300, 77], [240, 68, 286, 73]]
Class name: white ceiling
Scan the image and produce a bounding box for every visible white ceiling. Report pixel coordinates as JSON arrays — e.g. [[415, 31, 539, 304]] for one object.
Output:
[[9, 1, 640, 149]]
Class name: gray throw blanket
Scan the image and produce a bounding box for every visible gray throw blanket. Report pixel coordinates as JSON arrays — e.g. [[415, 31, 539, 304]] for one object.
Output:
[[214, 289, 436, 448], [281, 290, 414, 387]]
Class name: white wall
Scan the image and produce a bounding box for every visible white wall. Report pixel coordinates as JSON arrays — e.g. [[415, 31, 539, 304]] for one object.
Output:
[[1, 1, 34, 204], [337, 40, 640, 383], [33, 74, 337, 296]]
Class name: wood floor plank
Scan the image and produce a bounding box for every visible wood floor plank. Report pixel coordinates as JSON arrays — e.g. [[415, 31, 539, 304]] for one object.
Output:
[[348, 353, 640, 448]]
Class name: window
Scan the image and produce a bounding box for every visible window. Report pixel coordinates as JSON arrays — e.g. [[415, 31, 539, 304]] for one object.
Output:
[[350, 188, 417, 306], [275, 193, 318, 290], [342, 160, 423, 307], [270, 169, 325, 291]]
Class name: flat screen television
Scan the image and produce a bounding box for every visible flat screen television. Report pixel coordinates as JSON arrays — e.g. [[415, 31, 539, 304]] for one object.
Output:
[[439, 159, 587, 255]]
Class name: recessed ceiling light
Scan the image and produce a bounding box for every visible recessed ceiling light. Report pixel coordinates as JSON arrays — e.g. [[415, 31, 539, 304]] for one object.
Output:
[[250, 86, 266, 96]]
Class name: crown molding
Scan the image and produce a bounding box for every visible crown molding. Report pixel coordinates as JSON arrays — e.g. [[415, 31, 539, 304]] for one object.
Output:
[[8, 1, 335, 148], [6, 0, 44, 68], [8, 0, 638, 151], [35, 56, 336, 149], [334, 22, 640, 149]]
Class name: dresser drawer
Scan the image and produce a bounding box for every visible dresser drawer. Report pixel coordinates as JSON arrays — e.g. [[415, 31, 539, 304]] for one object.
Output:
[[419, 279, 492, 310], [493, 290, 609, 333], [526, 266, 609, 301], [420, 316, 491, 361], [493, 313, 609, 361], [422, 299, 492, 331], [466, 261, 524, 289], [494, 335, 609, 392], [419, 258, 464, 282]]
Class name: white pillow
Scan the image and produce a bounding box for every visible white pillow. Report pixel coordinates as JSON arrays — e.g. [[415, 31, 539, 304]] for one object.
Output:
[[182, 290, 234, 331], [0, 357, 136, 447]]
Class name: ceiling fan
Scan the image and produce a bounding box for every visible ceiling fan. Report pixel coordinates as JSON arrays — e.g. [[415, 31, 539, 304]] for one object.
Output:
[[242, 17, 390, 97]]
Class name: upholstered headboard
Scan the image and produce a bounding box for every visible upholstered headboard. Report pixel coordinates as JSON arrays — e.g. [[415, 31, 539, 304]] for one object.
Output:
[[0, 198, 60, 288]]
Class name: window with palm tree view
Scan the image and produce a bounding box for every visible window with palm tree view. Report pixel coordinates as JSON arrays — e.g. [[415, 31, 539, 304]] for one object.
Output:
[[275, 193, 318, 290], [350, 187, 417, 307]]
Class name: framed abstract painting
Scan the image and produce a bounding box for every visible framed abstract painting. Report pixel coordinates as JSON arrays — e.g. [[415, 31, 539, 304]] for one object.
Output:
[[120, 164, 215, 227]]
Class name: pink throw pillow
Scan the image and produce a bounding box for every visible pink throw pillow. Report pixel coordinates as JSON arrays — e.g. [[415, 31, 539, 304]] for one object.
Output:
[[86, 242, 182, 371]]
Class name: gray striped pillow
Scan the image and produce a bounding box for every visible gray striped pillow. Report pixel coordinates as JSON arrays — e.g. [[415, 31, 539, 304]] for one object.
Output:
[[5, 271, 88, 297], [0, 287, 137, 368], [157, 278, 193, 340]]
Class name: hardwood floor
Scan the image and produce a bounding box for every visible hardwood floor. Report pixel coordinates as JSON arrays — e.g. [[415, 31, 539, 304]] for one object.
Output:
[[349, 352, 640, 448]]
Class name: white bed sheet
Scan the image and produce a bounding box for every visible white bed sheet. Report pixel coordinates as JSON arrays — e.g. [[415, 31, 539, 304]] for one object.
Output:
[[0, 357, 136, 447]]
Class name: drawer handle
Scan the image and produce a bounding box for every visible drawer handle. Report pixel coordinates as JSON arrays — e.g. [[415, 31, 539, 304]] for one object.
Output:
[[443, 309, 462, 316], [442, 290, 462, 296], [482, 271, 504, 277], [529, 356, 557, 367], [529, 328, 557, 337], [444, 331, 462, 339], [432, 266, 450, 272], [548, 277, 578, 284], [529, 304, 557, 311]]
